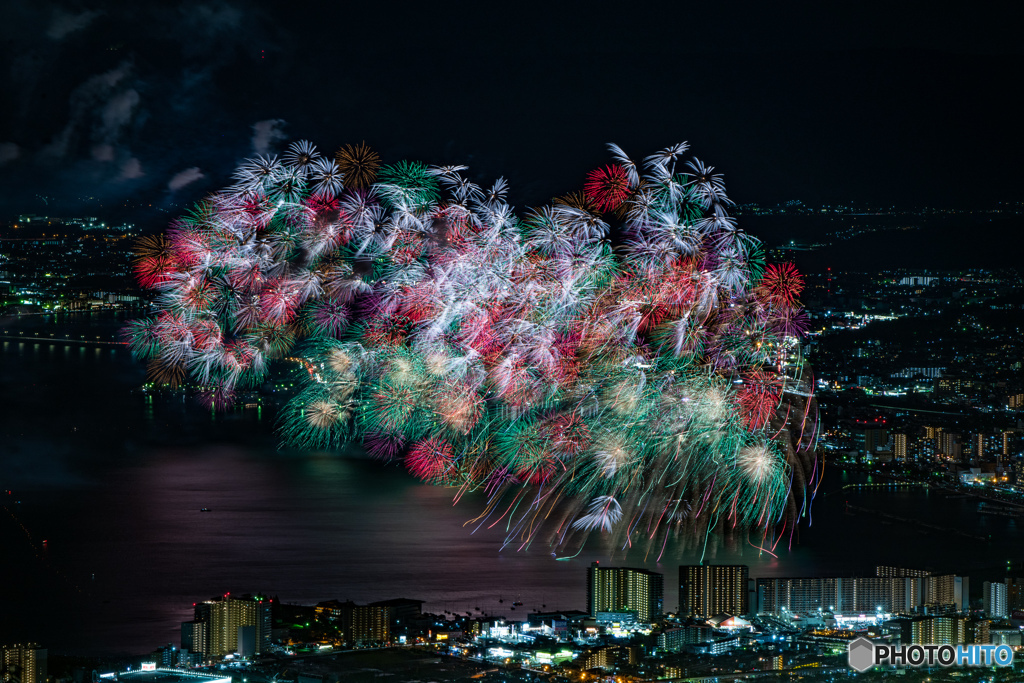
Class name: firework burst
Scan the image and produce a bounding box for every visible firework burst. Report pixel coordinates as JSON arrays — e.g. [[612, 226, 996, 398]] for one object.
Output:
[[334, 142, 380, 189], [129, 139, 819, 557], [584, 164, 632, 212]]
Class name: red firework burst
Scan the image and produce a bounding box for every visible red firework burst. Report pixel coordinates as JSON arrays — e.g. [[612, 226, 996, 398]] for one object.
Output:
[[229, 262, 264, 293], [304, 193, 339, 215], [406, 438, 455, 483], [738, 369, 782, 430], [133, 235, 177, 289], [583, 164, 631, 212], [544, 412, 591, 457], [758, 263, 804, 308], [516, 456, 559, 486], [397, 283, 438, 323], [260, 280, 300, 324], [361, 316, 409, 347]]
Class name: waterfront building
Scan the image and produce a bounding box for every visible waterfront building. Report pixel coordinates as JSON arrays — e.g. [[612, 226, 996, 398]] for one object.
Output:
[[679, 565, 750, 617], [1, 644, 46, 683], [587, 562, 664, 623], [181, 594, 271, 658], [876, 566, 930, 578], [757, 574, 968, 614], [349, 604, 391, 644]]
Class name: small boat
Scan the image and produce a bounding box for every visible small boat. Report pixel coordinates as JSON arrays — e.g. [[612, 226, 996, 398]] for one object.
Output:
[[200, 508, 211, 512]]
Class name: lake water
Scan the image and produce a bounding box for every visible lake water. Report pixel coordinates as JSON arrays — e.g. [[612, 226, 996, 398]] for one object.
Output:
[[1, 312, 1020, 655]]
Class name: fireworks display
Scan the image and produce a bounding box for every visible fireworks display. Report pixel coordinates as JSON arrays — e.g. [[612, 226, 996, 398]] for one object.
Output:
[[128, 139, 819, 557]]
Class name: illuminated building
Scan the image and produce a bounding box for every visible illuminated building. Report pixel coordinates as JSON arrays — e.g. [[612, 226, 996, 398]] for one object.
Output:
[[876, 566, 931, 578], [368, 598, 423, 629], [690, 635, 739, 655], [926, 575, 969, 611], [182, 594, 271, 658], [180, 621, 205, 658], [968, 432, 1004, 460], [587, 562, 663, 623], [757, 573, 968, 614], [1, 644, 46, 683], [1002, 429, 1024, 459], [576, 645, 638, 671], [940, 431, 963, 461], [970, 619, 991, 645], [983, 581, 1008, 618], [315, 600, 394, 643], [315, 599, 353, 622], [679, 565, 749, 617], [349, 605, 391, 644], [657, 626, 714, 652], [857, 428, 888, 457], [910, 616, 967, 645], [595, 611, 637, 628], [892, 433, 908, 461], [1006, 577, 1024, 610], [990, 628, 1022, 646]]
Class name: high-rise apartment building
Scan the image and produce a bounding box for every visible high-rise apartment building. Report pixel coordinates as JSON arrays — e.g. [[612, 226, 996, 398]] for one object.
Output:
[[577, 645, 638, 671], [1, 644, 47, 683], [587, 562, 664, 623], [679, 565, 750, 617], [858, 429, 889, 457], [876, 566, 931, 578], [757, 574, 968, 614], [940, 432, 963, 461], [183, 594, 272, 658], [984, 582, 1008, 619], [911, 616, 968, 645], [349, 605, 392, 644], [970, 619, 991, 645], [892, 434, 908, 461]]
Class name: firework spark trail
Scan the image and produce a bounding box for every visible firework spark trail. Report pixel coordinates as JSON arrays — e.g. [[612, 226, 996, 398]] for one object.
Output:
[[128, 139, 819, 555]]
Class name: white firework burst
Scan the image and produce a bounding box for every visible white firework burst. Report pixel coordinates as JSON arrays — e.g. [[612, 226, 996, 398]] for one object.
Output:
[[571, 495, 624, 533]]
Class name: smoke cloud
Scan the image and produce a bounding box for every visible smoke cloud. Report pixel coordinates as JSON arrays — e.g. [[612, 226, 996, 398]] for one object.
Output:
[[168, 166, 205, 191]]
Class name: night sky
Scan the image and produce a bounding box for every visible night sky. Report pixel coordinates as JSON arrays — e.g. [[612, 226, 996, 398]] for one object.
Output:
[[2, 2, 1022, 220]]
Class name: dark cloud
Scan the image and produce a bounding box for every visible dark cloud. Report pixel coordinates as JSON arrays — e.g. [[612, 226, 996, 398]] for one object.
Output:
[[119, 157, 144, 179], [0, 143, 18, 165], [46, 8, 103, 41], [98, 89, 140, 143], [39, 61, 133, 161], [251, 119, 287, 155], [91, 144, 115, 162], [167, 166, 204, 191]]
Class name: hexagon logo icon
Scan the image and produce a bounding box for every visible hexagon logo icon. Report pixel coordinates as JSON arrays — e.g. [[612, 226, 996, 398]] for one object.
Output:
[[848, 637, 876, 672]]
